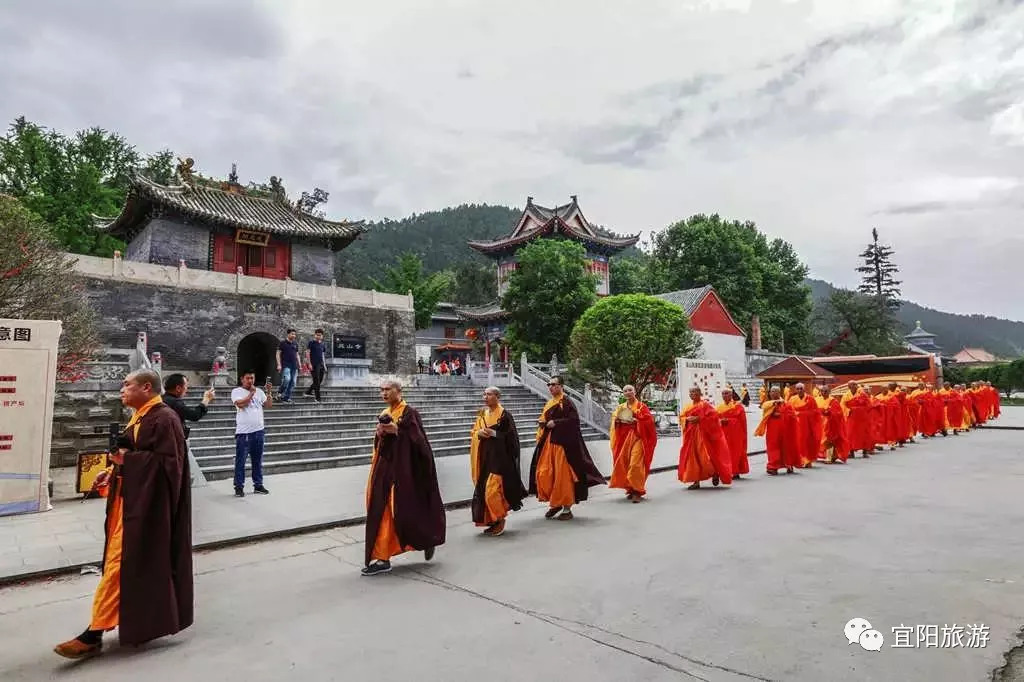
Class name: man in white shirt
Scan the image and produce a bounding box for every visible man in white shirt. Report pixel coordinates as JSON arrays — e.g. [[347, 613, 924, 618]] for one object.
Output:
[[231, 371, 273, 497]]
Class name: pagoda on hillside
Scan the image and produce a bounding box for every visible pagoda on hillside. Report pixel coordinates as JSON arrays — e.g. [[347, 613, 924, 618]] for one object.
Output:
[[457, 196, 639, 362], [904, 321, 942, 355], [96, 158, 364, 285]]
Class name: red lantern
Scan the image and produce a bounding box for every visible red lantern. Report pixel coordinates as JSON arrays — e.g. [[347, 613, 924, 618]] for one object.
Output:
[[464, 328, 478, 340]]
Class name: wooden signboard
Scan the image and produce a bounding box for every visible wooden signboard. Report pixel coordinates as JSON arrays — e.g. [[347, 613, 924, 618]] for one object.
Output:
[[235, 228, 271, 246], [76, 452, 109, 496]]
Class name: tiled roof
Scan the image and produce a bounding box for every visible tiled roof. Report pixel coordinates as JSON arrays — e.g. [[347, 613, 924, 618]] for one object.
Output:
[[467, 217, 639, 254], [757, 356, 835, 380], [655, 286, 713, 315], [455, 301, 509, 322], [953, 347, 996, 363], [904, 320, 936, 340], [97, 174, 364, 247]]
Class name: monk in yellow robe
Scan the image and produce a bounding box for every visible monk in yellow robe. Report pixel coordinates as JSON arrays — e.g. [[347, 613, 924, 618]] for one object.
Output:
[[609, 384, 658, 502], [841, 381, 874, 457], [363, 379, 446, 576], [717, 388, 749, 478], [787, 382, 821, 467], [818, 385, 849, 463], [755, 386, 801, 474], [470, 386, 528, 536], [54, 369, 193, 659]]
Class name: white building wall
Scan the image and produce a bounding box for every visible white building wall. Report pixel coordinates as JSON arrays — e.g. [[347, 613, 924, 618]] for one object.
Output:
[[695, 330, 746, 377]]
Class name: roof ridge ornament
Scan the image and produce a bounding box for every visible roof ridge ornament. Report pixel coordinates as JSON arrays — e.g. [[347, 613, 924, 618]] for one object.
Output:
[[175, 157, 196, 186]]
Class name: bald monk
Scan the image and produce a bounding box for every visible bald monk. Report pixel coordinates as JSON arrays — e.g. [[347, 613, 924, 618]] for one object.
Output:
[[880, 383, 907, 450], [818, 385, 849, 463], [717, 388, 749, 479], [469, 386, 528, 536], [529, 376, 605, 520], [679, 387, 732, 489], [609, 384, 658, 502], [968, 382, 987, 426], [841, 381, 874, 458], [363, 378, 446, 576], [54, 369, 192, 659], [924, 383, 947, 437], [909, 383, 930, 438], [754, 386, 801, 475], [787, 382, 822, 467], [941, 381, 965, 434], [988, 381, 1002, 419]]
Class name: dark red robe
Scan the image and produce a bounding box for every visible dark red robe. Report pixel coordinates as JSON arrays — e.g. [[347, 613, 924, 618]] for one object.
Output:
[[471, 409, 528, 524], [529, 395, 605, 502], [107, 402, 193, 646], [364, 405, 446, 566]]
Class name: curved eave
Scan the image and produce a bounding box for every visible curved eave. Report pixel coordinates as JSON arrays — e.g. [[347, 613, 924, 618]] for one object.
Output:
[[468, 219, 640, 257]]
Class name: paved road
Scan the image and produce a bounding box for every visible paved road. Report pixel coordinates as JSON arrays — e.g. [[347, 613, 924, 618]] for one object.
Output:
[[1, 428, 1021, 681]]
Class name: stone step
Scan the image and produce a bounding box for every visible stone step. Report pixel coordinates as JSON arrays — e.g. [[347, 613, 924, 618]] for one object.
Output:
[[195, 397, 548, 416], [189, 404, 552, 427], [198, 432, 607, 481]]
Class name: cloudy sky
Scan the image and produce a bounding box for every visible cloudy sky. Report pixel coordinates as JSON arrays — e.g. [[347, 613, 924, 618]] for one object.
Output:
[[3, 0, 1023, 319]]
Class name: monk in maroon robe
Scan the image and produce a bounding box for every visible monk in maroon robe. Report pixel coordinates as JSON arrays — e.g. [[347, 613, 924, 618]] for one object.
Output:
[[55, 369, 193, 659], [528, 375, 605, 520], [362, 378, 446, 575]]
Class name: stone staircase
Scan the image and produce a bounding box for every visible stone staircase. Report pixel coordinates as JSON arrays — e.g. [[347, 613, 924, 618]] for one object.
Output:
[[184, 384, 607, 481]]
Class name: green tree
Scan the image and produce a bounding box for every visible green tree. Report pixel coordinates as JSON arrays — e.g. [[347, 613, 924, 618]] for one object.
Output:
[[857, 227, 902, 311], [0, 195, 99, 381], [449, 260, 497, 305], [1003, 359, 1024, 397], [0, 116, 174, 256], [370, 253, 453, 329], [502, 240, 597, 360], [609, 255, 656, 295], [569, 294, 701, 393], [814, 289, 904, 355], [647, 213, 812, 352]]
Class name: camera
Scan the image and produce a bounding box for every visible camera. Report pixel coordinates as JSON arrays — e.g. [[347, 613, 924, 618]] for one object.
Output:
[[378, 414, 393, 424]]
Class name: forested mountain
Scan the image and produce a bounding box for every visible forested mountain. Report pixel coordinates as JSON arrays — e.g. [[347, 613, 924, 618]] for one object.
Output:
[[806, 279, 1024, 359], [335, 203, 1022, 358]]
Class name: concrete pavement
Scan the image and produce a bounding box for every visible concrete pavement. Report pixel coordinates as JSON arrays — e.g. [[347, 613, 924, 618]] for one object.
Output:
[[1, 427, 1022, 681]]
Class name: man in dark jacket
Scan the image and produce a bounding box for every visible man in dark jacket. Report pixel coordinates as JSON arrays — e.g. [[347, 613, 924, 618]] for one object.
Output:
[[162, 373, 214, 486]]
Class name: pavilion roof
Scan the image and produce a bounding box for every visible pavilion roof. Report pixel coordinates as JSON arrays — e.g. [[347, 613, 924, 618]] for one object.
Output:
[[96, 173, 364, 249], [467, 196, 639, 256], [455, 301, 509, 322], [756, 356, 835, 381]]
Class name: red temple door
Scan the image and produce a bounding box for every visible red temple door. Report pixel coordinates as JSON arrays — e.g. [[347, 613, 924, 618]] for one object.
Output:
[[212, 233, 290, 280]]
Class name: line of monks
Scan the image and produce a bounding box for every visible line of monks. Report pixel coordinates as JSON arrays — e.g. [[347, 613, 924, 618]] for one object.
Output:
[[56, 370, 1003, 659]]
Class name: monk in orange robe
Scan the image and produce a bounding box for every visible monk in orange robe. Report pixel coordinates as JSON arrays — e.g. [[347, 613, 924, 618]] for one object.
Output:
[[54, 369, 192, 659], [609, 384, 658, 501], [840, 381, 874, 457], [880, 383, 907, 449], [529, 376, 605, 520], [470, 386, 528, 536], [988, 381, 1002, 418], [940, 382, 965, 434], [923, 383, 947, 437], [968, 382, 988, 426], [363, 379, 446, 576], [755, 386, 801, 474], [679, 387, 732, 489], [909, 383, 930, 437], [787, 382, 821, 467], [818, 385, 849, 463], [717, 388, 749, 478]]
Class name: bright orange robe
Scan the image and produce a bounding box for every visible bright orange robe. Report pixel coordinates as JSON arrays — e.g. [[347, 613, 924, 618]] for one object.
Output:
[[367, 401, 417, 561], [90, 395, 163, 631], [754, 399, 801, 473], [841, 390, 874, 453], [879, 392, 906, 445], [678, 401, 732, 484], [819, 396, 849, 462], [991, 386, 1002, 418], [787, 393, 822, 466], [716, 401, 749, 475], [908, 389, 927, 436], [609, 399, 658, 497], [943, 389, 965, 430]]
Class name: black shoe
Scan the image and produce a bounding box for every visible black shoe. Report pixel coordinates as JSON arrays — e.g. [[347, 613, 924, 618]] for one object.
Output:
[[234, 488, 245, 497], [424, 546, 435, 561], [361, 561, 392, 576], [254, 485, 269, 495]]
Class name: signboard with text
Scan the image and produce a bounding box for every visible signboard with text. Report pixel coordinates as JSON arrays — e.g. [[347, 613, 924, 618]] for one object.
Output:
[[675, 357, 727, 408], [332, 334, 366, 359], [0, 319, 62, 516]]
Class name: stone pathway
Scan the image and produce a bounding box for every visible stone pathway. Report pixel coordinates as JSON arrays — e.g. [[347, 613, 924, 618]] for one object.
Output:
[[0, 427, 767, 583]]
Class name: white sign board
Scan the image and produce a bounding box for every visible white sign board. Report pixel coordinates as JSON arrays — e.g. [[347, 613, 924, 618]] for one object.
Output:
[[0, 319, 61, 516], [675, 357, 727, 409]]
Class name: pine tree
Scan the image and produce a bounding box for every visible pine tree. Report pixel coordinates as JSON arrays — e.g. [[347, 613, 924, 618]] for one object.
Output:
[[856, 228, 902, 311]]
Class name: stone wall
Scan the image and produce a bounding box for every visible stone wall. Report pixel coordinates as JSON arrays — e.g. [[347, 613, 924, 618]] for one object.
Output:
[[290, 241, 334, 284], [80, 276, 416, 375], [125, 218, 210, 270], [51, 384, 126, 468]]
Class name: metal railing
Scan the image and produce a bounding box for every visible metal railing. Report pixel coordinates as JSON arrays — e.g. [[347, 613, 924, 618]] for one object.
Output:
[[519, 357, 611, 436]]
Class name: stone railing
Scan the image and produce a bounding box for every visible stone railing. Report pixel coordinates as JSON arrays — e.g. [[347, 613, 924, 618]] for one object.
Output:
[[467, 361, 516, 387], [518, 354, 611, 436], [70, 252, 414, 312]]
